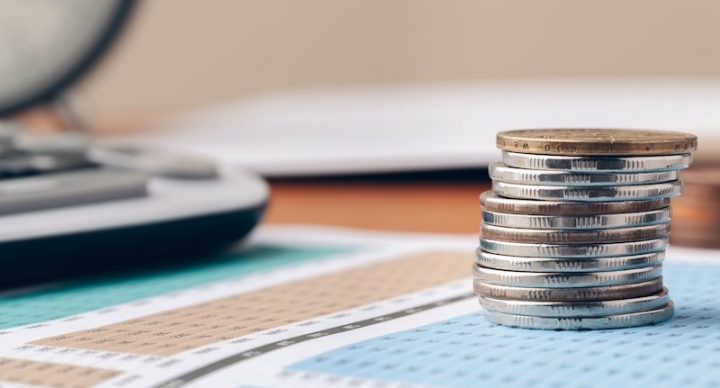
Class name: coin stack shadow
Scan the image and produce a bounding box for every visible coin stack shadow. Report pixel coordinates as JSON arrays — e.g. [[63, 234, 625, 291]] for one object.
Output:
[[476, 129, 697, 330]]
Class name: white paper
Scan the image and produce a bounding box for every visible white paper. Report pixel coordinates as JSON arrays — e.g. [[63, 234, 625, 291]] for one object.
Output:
[[107, 79, 720, 176]]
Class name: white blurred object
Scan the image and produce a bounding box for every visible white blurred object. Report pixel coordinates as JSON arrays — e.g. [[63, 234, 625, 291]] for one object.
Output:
[[108, 78, 720, 176]]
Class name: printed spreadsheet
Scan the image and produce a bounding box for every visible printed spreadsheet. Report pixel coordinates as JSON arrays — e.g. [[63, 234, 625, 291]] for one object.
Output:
[[0, 226, 718, 388]]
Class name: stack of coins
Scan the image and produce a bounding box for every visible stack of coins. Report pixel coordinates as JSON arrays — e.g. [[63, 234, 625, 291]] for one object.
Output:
[[670, 163, 720, 249], [476, 129, 697, 330]]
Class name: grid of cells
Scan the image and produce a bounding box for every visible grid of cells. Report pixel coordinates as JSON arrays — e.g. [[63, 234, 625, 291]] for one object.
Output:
[[290, 262, 720, 387], [32, 251, 471, 356], [0, 245, 344, 329], [0, 358, 119, 388]]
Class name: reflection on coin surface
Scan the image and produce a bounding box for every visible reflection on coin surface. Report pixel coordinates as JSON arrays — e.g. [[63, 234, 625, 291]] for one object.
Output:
[[492, 180, 682, 202], [479, 288, 669, 317], [502, 151, 692, 172], [497, 128, 697, 156], [489, 161, 678, 186], [481, 223, 670, 244], [480, 192, 670, 216], [474, 278, 664, 301], [473, 265, 662, 288], [483, 301, 674, 330], [482, 208, 671, 230], [475, 250, 665, 272], [479, 238, 667, 258]]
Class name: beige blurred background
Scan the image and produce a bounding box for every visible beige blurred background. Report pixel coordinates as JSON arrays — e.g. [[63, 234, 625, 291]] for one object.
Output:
[[84, 0, 720, 126]]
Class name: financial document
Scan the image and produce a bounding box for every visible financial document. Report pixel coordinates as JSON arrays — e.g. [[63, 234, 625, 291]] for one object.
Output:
[[0, 226, 719, 387]]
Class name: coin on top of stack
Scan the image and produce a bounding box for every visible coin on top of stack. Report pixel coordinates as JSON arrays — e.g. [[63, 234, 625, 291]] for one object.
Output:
[[477, 128, 697, 330]]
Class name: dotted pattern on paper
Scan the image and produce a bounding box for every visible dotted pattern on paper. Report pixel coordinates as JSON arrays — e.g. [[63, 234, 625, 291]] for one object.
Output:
[[0, 245, 346, 330], [290, 261, 720, 388]]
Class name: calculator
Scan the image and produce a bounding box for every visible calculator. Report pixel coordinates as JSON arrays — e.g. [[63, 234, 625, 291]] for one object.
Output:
[[0, 0, 268, 286], [0, 127, 269, 286]]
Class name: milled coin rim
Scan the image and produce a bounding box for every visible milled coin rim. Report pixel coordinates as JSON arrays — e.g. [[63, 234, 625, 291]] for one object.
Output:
[[502, 151, 693, 172], [473, 277, 665, 301], [479, 238, 667, 258], [478, 288, 670, 317], [482, 301, 674, 330], [482, 207, 671, 230], [479, 191, 671, 215], [489, 161, 679, 186], [475, 249, 665, 272], [492, 180, 682, 202], [473, 264, 662, 288], [497, 128, 696, 156], [480, 223, 670, 244]]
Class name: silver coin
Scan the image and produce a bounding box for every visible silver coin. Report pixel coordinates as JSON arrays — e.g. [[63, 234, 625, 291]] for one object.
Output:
[[481, 223, 670, 244], [478, 288, 670, 317], [474, 277, 664, 301], [473, 264, 662, 288], [88, 145, 219, 180], [489, 161, 679, 186], [479, 238, 667, 258], [482, 301, 674, 330], [492, 180, 682, 201], [480, 191, 670, 216], [482, 208, 671, 230], [475, 249, 665, 272], [502, 151, 692, 172]]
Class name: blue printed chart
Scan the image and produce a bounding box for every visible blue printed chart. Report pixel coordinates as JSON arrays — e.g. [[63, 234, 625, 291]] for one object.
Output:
[[0, 227, 718, 388], [290, 261, 720, 388]]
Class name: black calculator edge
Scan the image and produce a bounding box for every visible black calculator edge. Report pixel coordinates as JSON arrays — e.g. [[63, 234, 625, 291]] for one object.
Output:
[[0, 200, 267, 288]]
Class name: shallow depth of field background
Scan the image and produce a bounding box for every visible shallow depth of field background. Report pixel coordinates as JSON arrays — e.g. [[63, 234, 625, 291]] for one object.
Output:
[[84, 0, 720, 126]]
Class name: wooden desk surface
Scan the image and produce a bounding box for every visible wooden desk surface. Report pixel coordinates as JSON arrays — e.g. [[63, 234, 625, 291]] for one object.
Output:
[[19, 111, 491, 234], [265, 181, 491, 234]]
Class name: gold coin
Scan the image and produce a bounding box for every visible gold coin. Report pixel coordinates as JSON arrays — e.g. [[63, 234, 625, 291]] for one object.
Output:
[[497, 128, 697, 156]]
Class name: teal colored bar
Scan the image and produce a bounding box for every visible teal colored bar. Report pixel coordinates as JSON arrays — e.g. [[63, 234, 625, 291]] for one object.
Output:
[[0, 245, 347, 330]]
